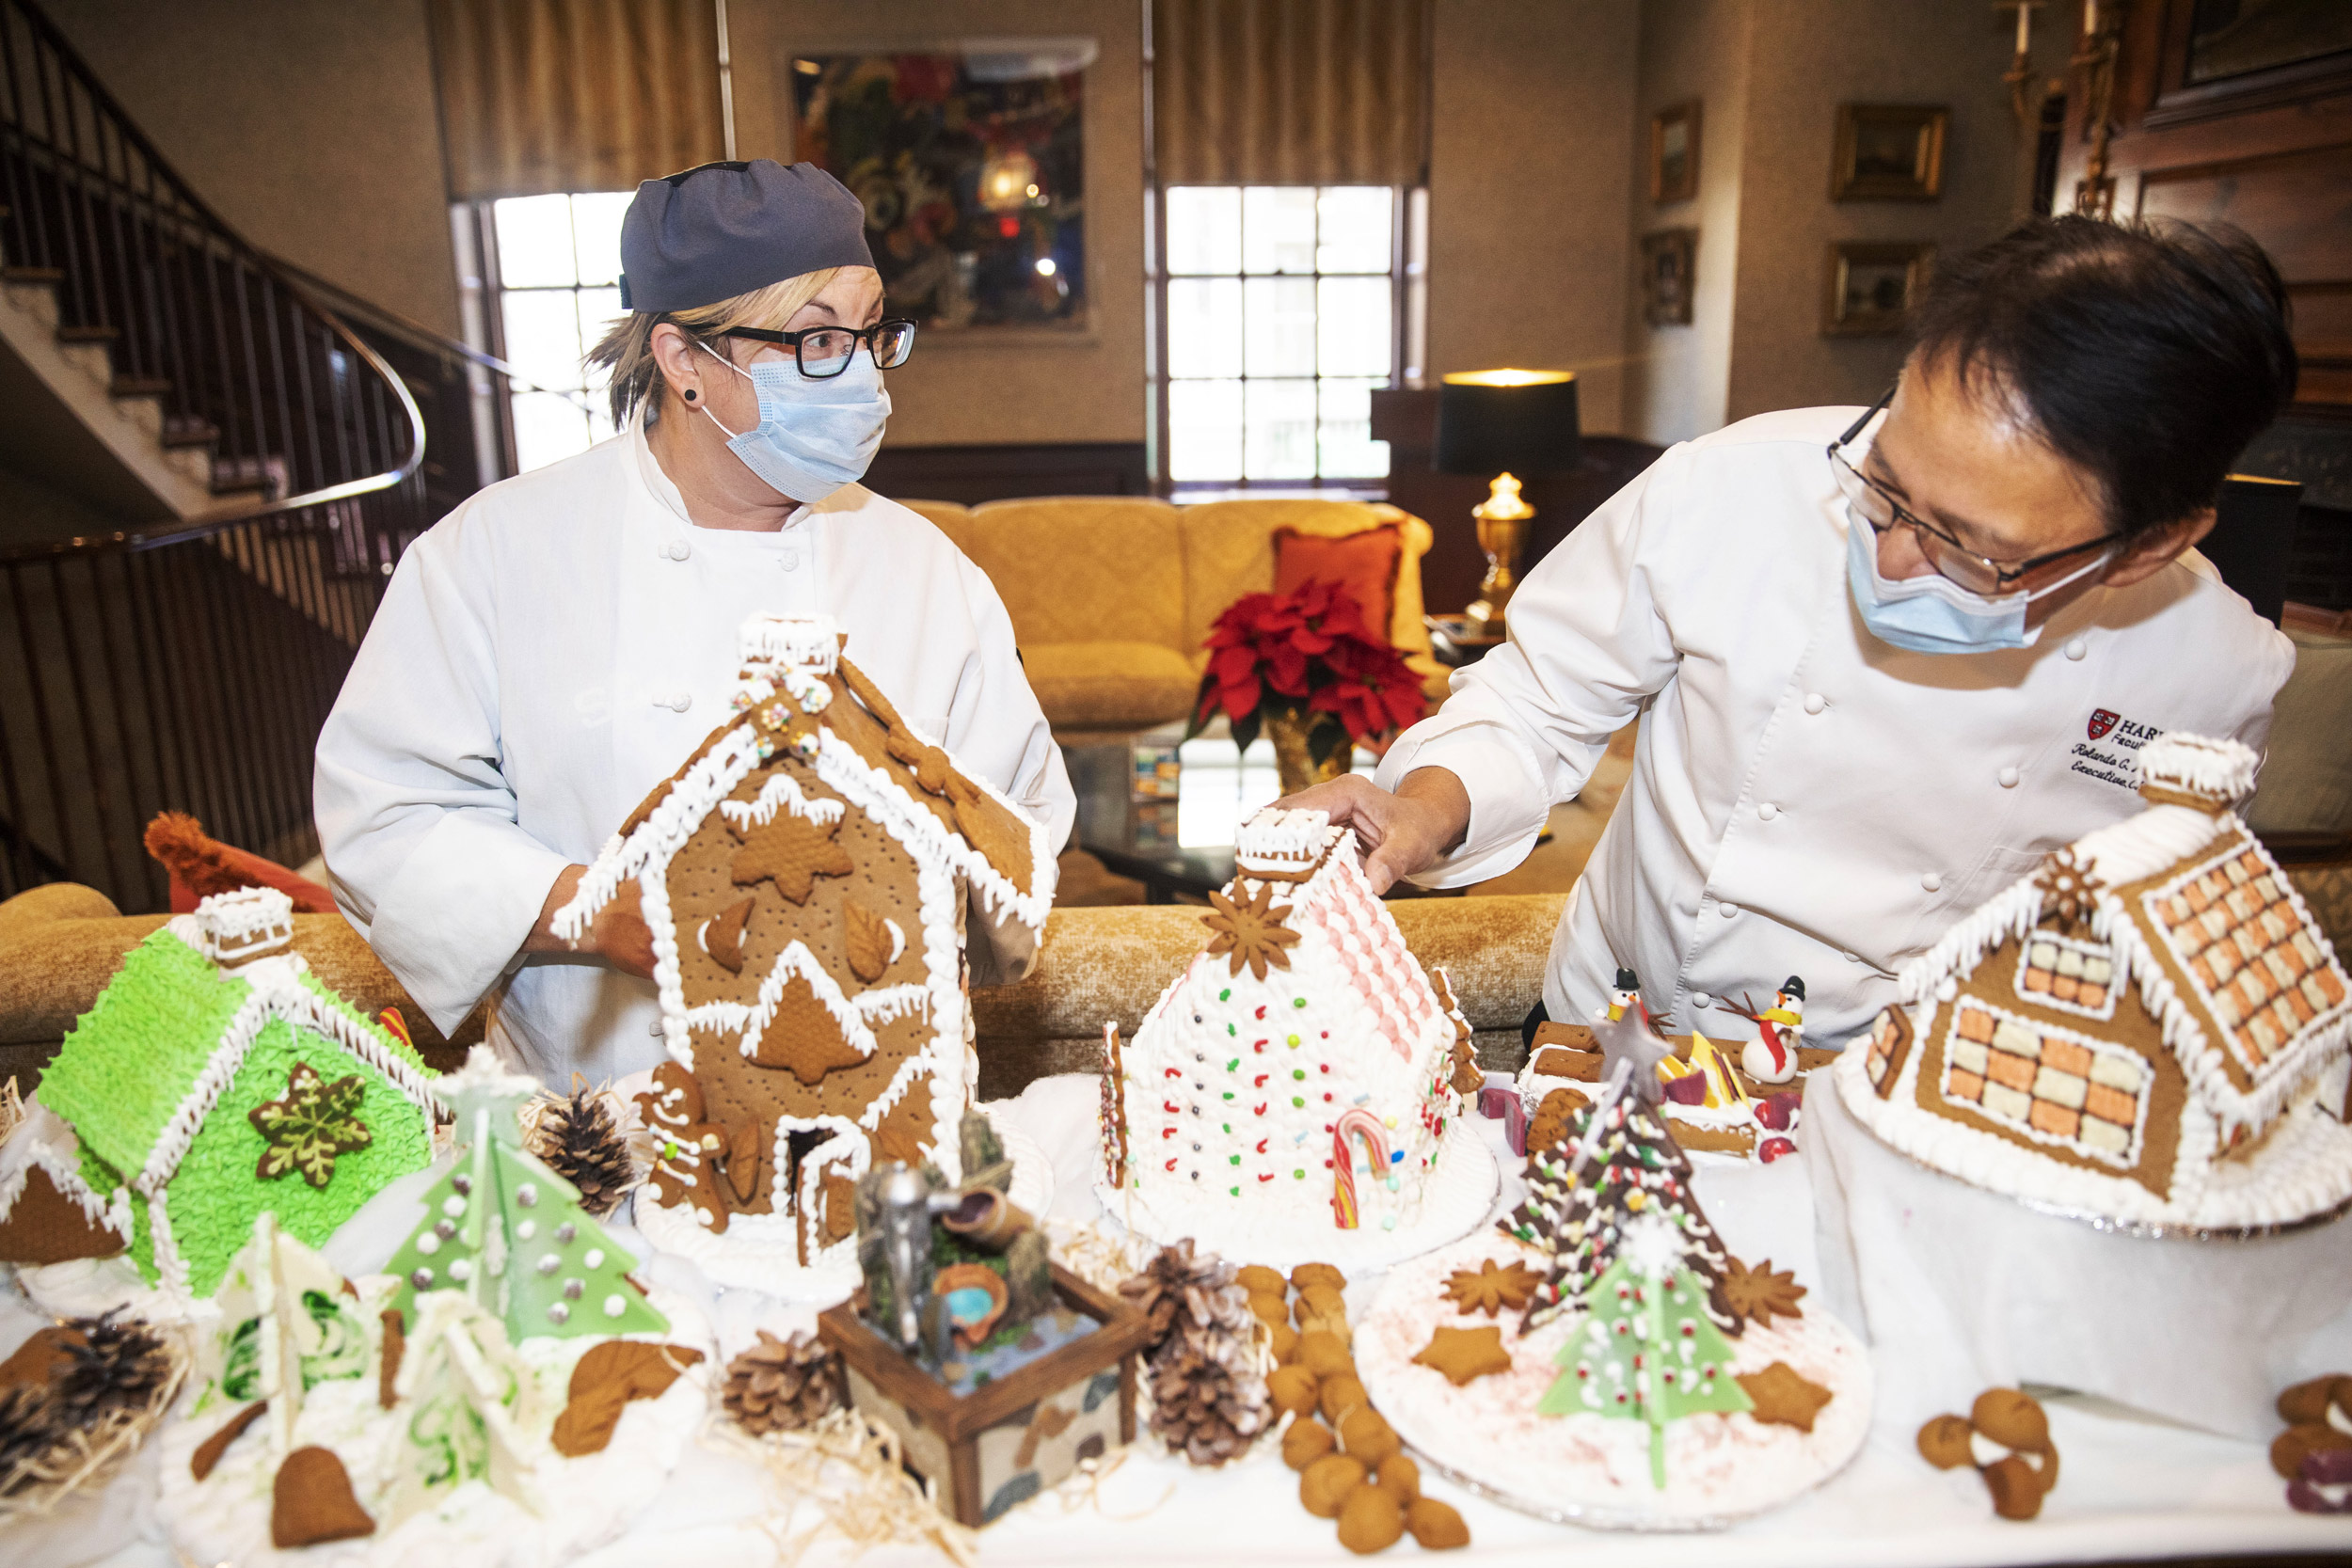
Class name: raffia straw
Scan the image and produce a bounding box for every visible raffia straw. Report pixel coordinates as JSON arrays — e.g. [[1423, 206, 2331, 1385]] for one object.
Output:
[[0, 1328, 191, 1525], [1041, 1217, 1157, 1296], [699, 1406, 979, 1567], [0, 1076, 23, 1141], [1027, 1444, 1175, 1523]]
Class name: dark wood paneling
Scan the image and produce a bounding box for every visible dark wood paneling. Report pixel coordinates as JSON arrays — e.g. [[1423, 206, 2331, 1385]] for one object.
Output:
[[1372, 388, 1663, 613], [865, 441, 1150, 506]]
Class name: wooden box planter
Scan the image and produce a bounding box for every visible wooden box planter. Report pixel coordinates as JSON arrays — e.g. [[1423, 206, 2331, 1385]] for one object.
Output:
[[818, 1264, 1151, 1527]]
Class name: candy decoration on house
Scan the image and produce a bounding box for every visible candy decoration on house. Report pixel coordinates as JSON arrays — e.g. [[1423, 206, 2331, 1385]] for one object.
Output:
[[383, 1047, 668, 1342], [1537, 1211, 1753, 1487], [1099, 1022, 1129, 1189], [1838, 734, 2352, 1228], [552, 614, 1056, 1296], [1330, 1108, 1395, 1229], [1727, 977, 1806, 1085], [1104, 808, 1481, 1256], [0, 887, 439, 1301]]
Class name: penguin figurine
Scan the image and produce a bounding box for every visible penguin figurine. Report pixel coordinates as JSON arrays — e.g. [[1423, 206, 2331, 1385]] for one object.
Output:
[[1738, 975, 1806, 1085]]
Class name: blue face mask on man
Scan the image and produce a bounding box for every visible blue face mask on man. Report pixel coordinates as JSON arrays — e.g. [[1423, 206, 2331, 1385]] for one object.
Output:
[[1844, 503, 2113, 656], [698, 341, 890, 503]]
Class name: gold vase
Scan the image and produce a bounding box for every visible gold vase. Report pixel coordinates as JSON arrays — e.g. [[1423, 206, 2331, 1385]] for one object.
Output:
[[1265, 707, 1345, 798]]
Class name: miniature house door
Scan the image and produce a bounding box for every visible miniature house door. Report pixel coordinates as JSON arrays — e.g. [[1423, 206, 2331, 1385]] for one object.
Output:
[[788, 1117, 869, 1264]]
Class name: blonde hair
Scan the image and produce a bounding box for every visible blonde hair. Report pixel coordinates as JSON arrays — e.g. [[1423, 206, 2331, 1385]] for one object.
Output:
[[587, 268, 846, 429]]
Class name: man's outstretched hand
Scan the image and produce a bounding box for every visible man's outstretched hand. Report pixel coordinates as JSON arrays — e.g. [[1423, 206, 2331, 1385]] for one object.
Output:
[[1277, 767, 1471, 895]]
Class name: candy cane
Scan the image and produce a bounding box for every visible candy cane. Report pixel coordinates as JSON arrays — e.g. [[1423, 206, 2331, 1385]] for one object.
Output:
[[1329, 1108, 1391, 1229]]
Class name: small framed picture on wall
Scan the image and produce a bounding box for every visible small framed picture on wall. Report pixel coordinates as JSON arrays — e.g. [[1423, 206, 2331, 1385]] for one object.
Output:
[[1641, 229, 1698, 325], [1651, 101, 1701, 203], [1822, 241, 1935, 336], [1831, 104, 1947, 201]]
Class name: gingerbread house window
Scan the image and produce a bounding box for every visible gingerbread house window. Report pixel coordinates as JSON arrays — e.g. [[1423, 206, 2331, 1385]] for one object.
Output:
[[2012, 931, 2120, 1022], [1939, 996, 2151, 1168], [2146, 845, 2348, 1079], [1864, 1006, 1912, 1098]]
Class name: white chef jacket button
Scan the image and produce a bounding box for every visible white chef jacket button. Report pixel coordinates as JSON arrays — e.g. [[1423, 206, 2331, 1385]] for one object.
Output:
[[663, 539, 691, 562], [1721, 902, 1739, 919], [1803, 693, 1826, 715], [1692, 992, 1712, 1009], [657, 690, 692, 712], [1757, 802, 1779, 822], [1843, 950, 1863, 963], [781, 550, 800, 571], [1921, 872, 1943, 893], [1998, 765, 2020, 788], [2063, 638, 2087, 660]]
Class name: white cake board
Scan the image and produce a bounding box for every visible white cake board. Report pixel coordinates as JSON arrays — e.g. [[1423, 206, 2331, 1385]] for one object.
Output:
[[1090, 1128, 1497, 1272], [1355, 1231, 1873, 1531], [1806, 1068, 2352, 1444], [632, 1120, 1057, 1303]]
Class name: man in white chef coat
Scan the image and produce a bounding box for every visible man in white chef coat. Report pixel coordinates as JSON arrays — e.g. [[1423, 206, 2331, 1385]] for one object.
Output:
[[1294, 216, 2301, 1049], [315, 161, 1072, 1083]]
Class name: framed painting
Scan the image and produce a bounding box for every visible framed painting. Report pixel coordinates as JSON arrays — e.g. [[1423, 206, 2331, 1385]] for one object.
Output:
[[1641, 229, 1698, 326], [1831, 104, 1947, 201], [1651, 100, 1701, 203], [1822, 241, 1935, 337], [789, 40, 1094, 331]]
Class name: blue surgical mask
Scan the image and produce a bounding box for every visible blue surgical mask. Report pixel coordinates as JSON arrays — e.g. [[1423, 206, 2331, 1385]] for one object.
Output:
[[698, 342, 890, 503], [1845, 508, 2112, 656]]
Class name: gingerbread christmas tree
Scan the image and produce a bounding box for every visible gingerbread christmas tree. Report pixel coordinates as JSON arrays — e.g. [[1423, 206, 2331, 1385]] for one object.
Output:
[[385, 1048, 666, 1341], [1505, 1021, 1739, 1336], [1535, 1211, 1752, 1486]]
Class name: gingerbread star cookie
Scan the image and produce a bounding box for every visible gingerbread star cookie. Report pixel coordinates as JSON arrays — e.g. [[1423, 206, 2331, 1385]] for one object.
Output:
[[730, 812, 852, 904], [1723, 1256, 1807, 1329], [1738, 1361, 1834, 1433], [1440, 1258, 1542, 1320], [1411, 1324, 1514, 1386]]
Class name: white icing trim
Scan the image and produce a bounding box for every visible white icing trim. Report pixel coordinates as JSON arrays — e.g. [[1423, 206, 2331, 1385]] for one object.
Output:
[[739, 611, 842, 674], [189, 886, 294, 964], [681, 939, 930, 1066], [0, 1098, 130, 1241], [2138, 733, 2259, 804], [1235, 807, 1339, 870], [716, 770, 846, 832]]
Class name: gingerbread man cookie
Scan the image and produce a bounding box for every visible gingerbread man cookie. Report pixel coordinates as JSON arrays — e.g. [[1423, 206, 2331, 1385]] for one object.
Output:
[[634, 1062, 730, 1233]]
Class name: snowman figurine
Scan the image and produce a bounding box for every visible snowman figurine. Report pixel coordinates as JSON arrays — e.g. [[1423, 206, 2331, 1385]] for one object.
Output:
[[1738, 975, 1806, 1085], [1597, 967, 1643, 1023]]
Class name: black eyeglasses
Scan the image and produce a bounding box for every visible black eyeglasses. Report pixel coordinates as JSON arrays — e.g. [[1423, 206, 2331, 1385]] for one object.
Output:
[[725, 319, 918, 378], [1829, 385, 2121, 595]]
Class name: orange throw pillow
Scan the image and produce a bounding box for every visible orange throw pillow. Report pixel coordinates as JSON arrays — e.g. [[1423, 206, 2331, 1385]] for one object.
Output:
[[1273, 526, 1402, 642], [142, 812, 338, 914]]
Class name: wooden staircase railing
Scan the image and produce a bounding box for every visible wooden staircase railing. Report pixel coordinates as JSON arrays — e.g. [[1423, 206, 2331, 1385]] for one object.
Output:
[[0, 0, 450, 911]]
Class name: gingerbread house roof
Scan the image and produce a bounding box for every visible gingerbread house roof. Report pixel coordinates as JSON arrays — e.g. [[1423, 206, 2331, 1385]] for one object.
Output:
[[552, 614, 1056, 1070], [1899, 736, 2350, 1143]]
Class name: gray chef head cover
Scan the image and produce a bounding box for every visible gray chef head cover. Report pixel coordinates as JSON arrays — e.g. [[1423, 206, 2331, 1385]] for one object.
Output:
[[618, 159, 874, 313]]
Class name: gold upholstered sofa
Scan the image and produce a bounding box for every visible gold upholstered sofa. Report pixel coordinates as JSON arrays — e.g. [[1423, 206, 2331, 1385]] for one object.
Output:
[[0, 884, 1564, 1101], [900, 496, 1450, 739]]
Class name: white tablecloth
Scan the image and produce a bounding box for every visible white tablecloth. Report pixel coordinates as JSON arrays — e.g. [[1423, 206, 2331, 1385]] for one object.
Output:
[[13, 1073, 2352, 1568]]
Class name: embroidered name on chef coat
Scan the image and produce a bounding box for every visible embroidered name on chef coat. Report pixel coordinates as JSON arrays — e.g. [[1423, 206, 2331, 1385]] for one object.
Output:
[[2071, 709, 2165, 792]]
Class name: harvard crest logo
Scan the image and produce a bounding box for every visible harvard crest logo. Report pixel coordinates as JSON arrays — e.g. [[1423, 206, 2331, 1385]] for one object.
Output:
[[2087, 709, 2120, 741]]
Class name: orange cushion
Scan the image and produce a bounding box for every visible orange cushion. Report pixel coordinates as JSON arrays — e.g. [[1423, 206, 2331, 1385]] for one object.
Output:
[[1274, 525, 1401, 641], [141, 812, 337, 914]]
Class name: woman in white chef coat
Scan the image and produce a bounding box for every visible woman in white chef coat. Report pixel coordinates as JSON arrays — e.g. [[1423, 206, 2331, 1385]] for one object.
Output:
[[1290, 216, 2301, 1049], [315, 160, 1073, 1084]]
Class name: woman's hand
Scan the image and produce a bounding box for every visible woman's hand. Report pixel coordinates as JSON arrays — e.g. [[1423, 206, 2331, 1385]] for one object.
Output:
[[525, 865, 656, 979], [1277, 767, 1472, 895]]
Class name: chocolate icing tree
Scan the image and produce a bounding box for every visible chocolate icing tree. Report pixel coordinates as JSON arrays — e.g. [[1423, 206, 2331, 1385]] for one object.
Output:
[[1505, 1053, 1738, 1336], [385, 1047, 666, 1341], [1535, 1211, 1752, 1487]]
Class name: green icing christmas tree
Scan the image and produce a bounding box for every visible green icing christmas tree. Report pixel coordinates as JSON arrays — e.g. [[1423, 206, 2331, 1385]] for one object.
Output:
[[384, 1047, 666, 1341], [1535, 1210, 1751, 1488]]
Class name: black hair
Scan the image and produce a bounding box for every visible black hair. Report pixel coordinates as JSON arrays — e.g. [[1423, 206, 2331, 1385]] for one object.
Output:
[[1905, 215, 2296, 541]]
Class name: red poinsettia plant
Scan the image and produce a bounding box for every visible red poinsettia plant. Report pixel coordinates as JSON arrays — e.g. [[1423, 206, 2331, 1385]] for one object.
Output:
[[1188, 579, 1427, 764]]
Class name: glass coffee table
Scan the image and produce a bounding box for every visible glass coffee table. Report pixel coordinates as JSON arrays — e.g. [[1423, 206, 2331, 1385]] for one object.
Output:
[[1065, 721, 1385, 904]]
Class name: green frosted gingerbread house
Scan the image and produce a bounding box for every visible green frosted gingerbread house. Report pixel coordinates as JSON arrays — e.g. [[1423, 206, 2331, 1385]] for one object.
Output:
[[19, 887, 441, 1297]]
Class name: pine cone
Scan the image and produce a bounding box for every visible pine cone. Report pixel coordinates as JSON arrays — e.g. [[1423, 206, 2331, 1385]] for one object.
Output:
[[48, 1315, 174, 1430], [1147, 1323, 1269, 1466], [0, 1384, 56, 1493], [722, 1330, 845, 1436], [1118, 1240, 1243, 1356], [526, 1085, 646, 1216]]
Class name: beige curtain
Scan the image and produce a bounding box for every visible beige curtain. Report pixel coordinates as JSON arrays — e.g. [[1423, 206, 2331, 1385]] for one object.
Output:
[[1153, 0, 1431, 187], [428, 0, 725, 200]]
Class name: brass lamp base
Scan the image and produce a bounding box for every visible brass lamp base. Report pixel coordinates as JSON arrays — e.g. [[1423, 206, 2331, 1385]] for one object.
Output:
[[1461, 471, 1534, 637]]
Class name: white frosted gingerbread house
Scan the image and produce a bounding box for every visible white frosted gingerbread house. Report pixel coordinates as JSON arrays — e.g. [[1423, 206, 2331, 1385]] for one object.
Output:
[[1100, 808, 1480, 1244], [554, 614, 1055, 1294], [1836, 733, 2352, 1229]]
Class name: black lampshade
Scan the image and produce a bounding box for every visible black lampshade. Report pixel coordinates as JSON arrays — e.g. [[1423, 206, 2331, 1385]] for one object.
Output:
[[1434, 370, 1581, 476]]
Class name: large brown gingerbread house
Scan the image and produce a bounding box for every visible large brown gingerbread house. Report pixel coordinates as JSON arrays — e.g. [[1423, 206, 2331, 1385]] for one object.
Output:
[[555, 614, 1054, 1293], [1836, 733, 2352, 1229]]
